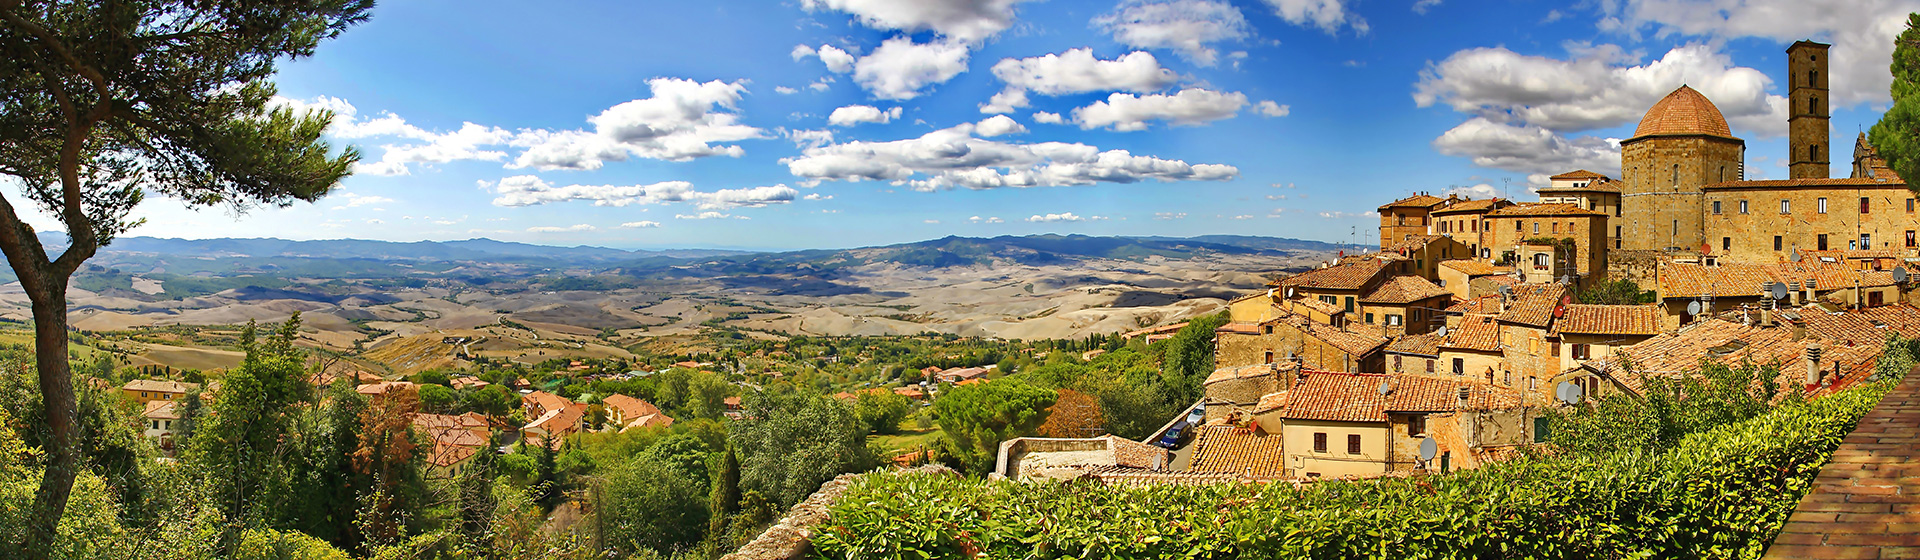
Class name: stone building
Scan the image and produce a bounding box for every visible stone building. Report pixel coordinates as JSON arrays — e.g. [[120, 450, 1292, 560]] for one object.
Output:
[[1788, 41, 1831, 179], [1377, 194, 1454, 249], [1430, 198, 1512, 259], [1548, 304, 1665, 377], [1536, 172, 1623, 249], [1701, 176, 1915, 261], [1355, 275, 1452, 335], [1389, 234, 1472, 282], [1213, 315, 1386, 373], [1618, 85, 1747, 252], [1482, 203, 1609, 284]]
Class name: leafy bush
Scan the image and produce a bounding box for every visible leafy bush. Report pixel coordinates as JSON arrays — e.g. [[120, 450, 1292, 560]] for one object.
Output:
[[813, 380, 1893, 559]]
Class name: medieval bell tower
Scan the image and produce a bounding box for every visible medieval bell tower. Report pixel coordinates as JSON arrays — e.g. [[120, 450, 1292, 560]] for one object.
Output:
[[1788, 40, 1831, 179]]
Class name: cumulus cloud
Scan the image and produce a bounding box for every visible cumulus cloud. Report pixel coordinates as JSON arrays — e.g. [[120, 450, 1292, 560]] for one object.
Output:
[[1318, 210, 1377, 219], [1154, 212, 1188, 220], [676, 211, 745, 220], [271, 95, 514, 176], [330, 192, 394, 209], [1442, 183, 1503, 198], [853, 37, 972, 100], [1259, 0, 1368, 35], [619, 221, 662, 229], [1597, 0, 1914, 106], [510, 78, 765, 170], [1254, 100, 1291, 117], [803, 193, 834, 201], [799, 0, 1038, 42], [982, 48, 1179, 113], [1027, 212, 1106, 223], [969, 215, 1005, 223], [527, 224, 597, 233], [1032, 112, 1065, 124], [1072, 88, 1249, 131], [1094, 0, 1250, 66], [828, 105, 904, 126], [796, 44, 858, 73], [484, 175, 799, 210], [784, 128, 836, 149], [1432, 118, 1624, 176], [775, 86, 799, 95], [1412, 0, 1442, 14], [974, 115, 1027, 137], [782, 121, 1239, 191]]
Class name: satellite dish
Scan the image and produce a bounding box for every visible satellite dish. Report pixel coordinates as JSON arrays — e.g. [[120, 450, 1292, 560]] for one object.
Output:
[[1791, 248, 1802, 262], [1897, 268, 1910, 284], [1555, 381, 1584, 405], [1769, 282, 1788, 300], [1418, 437, 1438, 461], [1285, 287, 1297, 298], [1686, 300, 1703, 316], [1499, 285, 1512, 296], [1377, 379, 1393, 395], [1435, 326, 1449, 338]]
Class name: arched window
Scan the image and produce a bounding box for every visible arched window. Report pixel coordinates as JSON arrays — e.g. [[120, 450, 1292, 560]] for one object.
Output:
[[1812, 144, 1821, 162], [1810, 70, 1818, 87], [1671, 164, 1679, 185], [1811, 95, 1819, 115]]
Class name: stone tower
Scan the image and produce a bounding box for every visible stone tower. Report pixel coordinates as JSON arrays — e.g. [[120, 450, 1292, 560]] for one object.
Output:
[[1788, 41, 1831, 179], [1618, 86, 1746, 252]]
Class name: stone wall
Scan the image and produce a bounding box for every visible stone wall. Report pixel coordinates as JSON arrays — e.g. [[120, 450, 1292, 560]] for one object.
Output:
[[1215, 326, 1363, 373], [1619, 135, 1745, 251], [1702, 183, 1919, 261], [1606, 249, 1666, 289], [720, 464, 956, 560]]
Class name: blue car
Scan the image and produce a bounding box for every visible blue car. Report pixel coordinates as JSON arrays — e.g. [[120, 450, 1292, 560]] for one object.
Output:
[[1154, 403, 1207, 448]]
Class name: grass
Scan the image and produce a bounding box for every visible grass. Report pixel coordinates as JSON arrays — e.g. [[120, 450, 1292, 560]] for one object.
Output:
[[869, 419, 943, 456]]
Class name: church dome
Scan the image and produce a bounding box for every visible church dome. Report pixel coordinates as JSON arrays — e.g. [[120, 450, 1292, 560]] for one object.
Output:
[[1632, 85, 1736, 140]]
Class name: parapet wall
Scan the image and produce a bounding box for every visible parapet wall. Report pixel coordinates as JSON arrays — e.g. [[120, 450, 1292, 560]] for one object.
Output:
[[720, 464, 957, 560]]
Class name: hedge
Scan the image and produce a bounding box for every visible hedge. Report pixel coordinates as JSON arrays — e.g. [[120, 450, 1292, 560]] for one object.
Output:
[[811, 379, 1894, 560]]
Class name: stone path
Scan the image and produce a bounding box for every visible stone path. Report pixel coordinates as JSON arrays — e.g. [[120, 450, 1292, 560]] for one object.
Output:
[[1764, 372, 1920, 559]]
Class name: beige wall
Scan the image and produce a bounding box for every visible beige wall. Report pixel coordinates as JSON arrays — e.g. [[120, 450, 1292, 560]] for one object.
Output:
[[1500, 324, 1555, 393], [1619, 135, 1745, 251], [1401, 236, 1471, 281], [1215, 326, 1367, 373], [1380, 208, 1433, 249], [1387, 352, 1441, 376], [1228, 294, 1280, 323], [1702, 184, 1920, 261], [1283, 419, 1390, 478], [1554, 332, 1654, 377], [1436, 349, 1506, 385], [1357, 297, 1448, 336], [1486, 215, 1608, 282], [1432, 210, 1496, 258]]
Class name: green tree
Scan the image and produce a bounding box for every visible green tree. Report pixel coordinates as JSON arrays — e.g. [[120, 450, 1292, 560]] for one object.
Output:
[[0, 3, 368, 553], [596, 456, 710, 557], [851, 390, 912, 435], [187, 318, 315, 548], [1871, 13, 1920, 186], [417, 384, 455, 414], [730, 392, 879, 508], [933, 379, 1057, 474], [1577, 279, 1656, 305], [1152, 312, 1229, 411]]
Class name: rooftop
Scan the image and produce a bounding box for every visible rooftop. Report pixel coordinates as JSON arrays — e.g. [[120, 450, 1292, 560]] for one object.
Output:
[[1442, 314, 1503, 352], [1360, 275, 1450, 305], [124, 379, 199, 394], [1276, 258, 1393, 292], [1632, 85, 1737, 140], [1385, 332, 1443, 356], [1658, 262, 1779, 298], [1549, 170, 1611, 180], [1186, 425, 1286, 477], [1552, 304, 1665, 337], [1487, 202, 1605, 217], [1439, 259, 1504, 276], [1495, 283, 1570, 328], [1379, 193, 1452, 210]]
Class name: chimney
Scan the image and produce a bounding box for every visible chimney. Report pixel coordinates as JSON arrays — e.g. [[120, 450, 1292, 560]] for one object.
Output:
[[1760, 308, 1776, 328], [1804, 342, 1824, 386], [1791, 317, 1807, 341], [1787, 41, 1832, 180], [1457, 386, 1471, 410]]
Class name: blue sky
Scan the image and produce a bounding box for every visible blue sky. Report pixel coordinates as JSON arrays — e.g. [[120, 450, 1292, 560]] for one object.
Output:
[[63, 0, 1920, 250]]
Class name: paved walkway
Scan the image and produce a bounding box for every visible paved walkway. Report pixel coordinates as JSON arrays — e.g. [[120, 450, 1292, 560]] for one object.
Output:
[[1764, 372, 1920, 559]]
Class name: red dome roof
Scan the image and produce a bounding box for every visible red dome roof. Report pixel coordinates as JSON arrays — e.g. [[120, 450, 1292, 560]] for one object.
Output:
[[1632, 86, 1736, 139]]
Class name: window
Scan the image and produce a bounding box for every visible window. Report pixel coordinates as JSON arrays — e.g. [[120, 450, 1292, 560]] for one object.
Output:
[[1572, 343, 1591, 360], [1344, 296, 1355, 313], [1907, 231, 1915, 248], [1775, 236, 1784, 251], [1515, 221, 1522, 232], [1314, 433, 1328, 453], [1818, 234, 1829, 250], [1264, 351, 1274, 364], [1533, 253, 1550, 269], [1722, 237, 1731, 251], [149, 421, 158, 430], [1861, 233, 1872, 249], [1712, 201, 1721, 214], [1347, 434, 1362, 455], [1452, 358, 1464, 375], [1552, 222, 1559, 234], [1365, 313, 1375, 324], [1533, 222, 1540, 234], [1394, 355, 1403, 372], [1263, 325, 1273, 335], [1811, 69, 1818, 86], [1425, 359, 1434, 373], [1812, 144, 1821, 162], [1409, 415, 1425, 436], [1615, 225, 1621, 239], [1386, 314, 1403, 326], [1740, 200, 1749, 214], [1782, 199, 1792, 214], [1818, 197, 1827, 213], [1909, 198, 1915, 213], [1671, 164, 1679, 185], [1862, 197, 1871, 214], [1672, 220, 1679, 236], [1811, 96, 1819, 115]]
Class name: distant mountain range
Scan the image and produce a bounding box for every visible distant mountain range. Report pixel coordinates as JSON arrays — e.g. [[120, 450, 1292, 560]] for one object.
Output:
[[44, 233, 748, 261]]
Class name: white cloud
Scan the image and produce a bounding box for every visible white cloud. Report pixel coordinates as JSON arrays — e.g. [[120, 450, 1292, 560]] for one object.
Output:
[[1412, 0, 1442, 14], [1027, 212, 1106, 223], [1094, 0, 1251, 66], [968, 215, 1005, 223], [676, 211, 745, 220], [809, 80, 833, 92], [828, 105, 904, 126], [785, 128, 836, 149], [924, 219, 942, 224], [796, 44, 859, 73], [527, 224, 597, 233], [619, 221, 662, 229], [783, 121, 1238, 191], [1266, 194, 1286, 200], [1442, 183, 1503, 198], [330, 192, 394, 209], [484, 175, 799, 210], [1232, 214, 1254, 220], [974, 115, 1027, 137], [799, 0, 1038, 42], [775, 86, 799, 95], [803, 193, 834, 201], [1254, 100, 1291, 117], [1431, 118, 1624, 176], [1414, 43, 1785, 136], [1318, 210, 1377, 219], [1032, 111, 1064, 124], [510, 78, 764, 170], [1597, 0, 1915, 106], [1072, 88, 1249, 131], [983, 48, 1180, 113], [853, 37, 971, 100], [1154, 212, 1187, 220], [1259, 0, 1368, 35], [791, 44, 817, 61]]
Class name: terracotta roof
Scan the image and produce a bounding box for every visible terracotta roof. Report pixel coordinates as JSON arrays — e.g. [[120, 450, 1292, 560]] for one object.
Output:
[[1106, 435, 1168, 470], [1277, 259, 1392, 291], [1585, 317, 1885, 397], [1385, 376, 1520, 412], [1305, 323, 1389, 357], [124, 379, 198, 394], [427, 442, 481, 468], [1388, 234, 1446, 253], [1803, 305, 1920, 342], [1702, 177, 1906, 189], [1441, 315, 1503, 352], [1216, 322, 1262, 335], [1361, 275, 1451, 304], [1552, 304, 1664, 336], [1186, 425, 1287, 477], [1658, 263, 1777, 298], [143, 400, 179, 420], [1495, 283, 1569, 328], [1538, 178, 1623, 193], [1204, 362, 1297, 386], [1632, 85, 1736, 139], [1380, 194, 1450, 210], [1291, 297, 1346, 317], [1253, 390, 1290, 414], [1439, 259, 1502, 276], [1772, 258, 1908, 291], [1549, 170, 1610, 180], [356, 381, 417, 396], [603, 394, 662, 422], [622, 413, 675, 431], [1385, 333, 1443, 356], [522, 391, 573, 415], [1279, 371, 1390, 422], [1446, 295, 1501, 315], [450, 377, 490, 390], [1430, 198, 1509, 215], [524, 403, 588, 435], [1487, 203, 1605, 217]]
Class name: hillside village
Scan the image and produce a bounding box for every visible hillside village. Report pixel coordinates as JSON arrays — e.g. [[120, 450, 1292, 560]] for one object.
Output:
[[997, 40, 1920, 483]]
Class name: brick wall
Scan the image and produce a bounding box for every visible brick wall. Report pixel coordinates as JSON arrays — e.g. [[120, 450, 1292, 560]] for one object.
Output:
[[1703, 183, 1920, 261]]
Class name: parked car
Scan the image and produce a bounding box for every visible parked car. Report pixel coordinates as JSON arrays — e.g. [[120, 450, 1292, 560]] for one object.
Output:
[[1154, 403, 1207, 448]]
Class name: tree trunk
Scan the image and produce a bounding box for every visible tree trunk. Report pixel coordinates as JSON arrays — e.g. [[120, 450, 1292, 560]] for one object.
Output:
[[22, 278, 75, 560]]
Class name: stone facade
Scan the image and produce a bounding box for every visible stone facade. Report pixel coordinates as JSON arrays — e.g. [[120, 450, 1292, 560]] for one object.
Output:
[[1483, 207, 1609, 284], [1701, 181, 1920, 261], [1788, 41, 1831, 179], [1214, 321, 1381, 373], [1619, 134, 1745, 252]]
